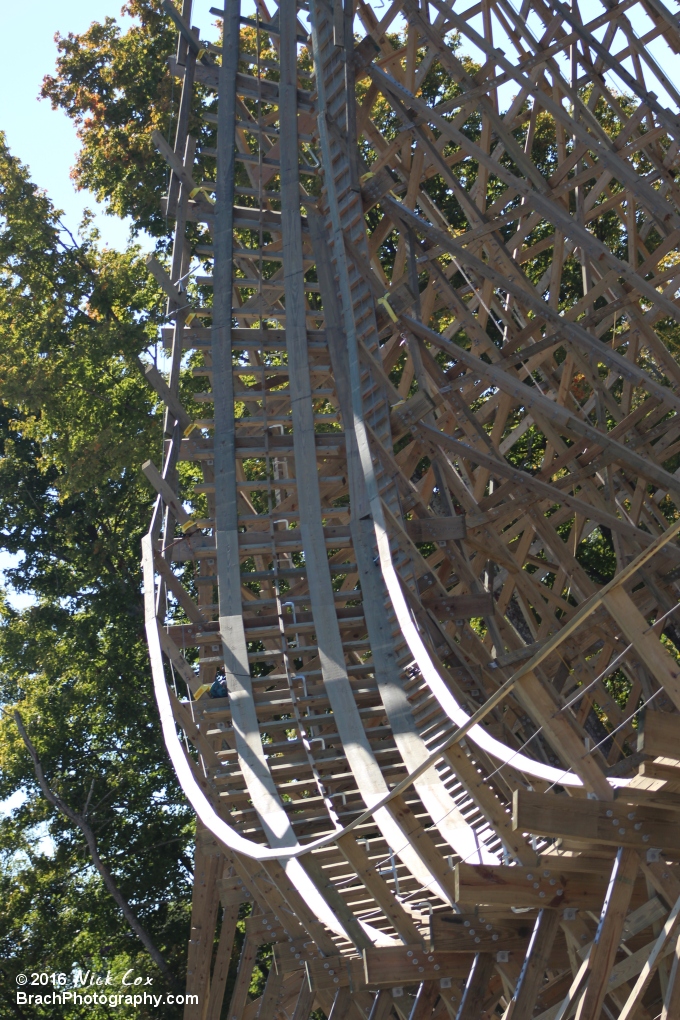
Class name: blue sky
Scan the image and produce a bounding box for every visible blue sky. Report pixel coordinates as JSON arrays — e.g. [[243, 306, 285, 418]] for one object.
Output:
[[2, 1, 135, 249], [0, 0, 243, 249]]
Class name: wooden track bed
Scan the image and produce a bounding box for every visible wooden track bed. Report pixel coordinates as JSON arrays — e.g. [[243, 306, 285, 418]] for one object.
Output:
[[141, 2, 680, 1017]]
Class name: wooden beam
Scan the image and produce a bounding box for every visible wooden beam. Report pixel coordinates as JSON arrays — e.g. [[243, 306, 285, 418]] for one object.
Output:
[[661, 935, 680, 1020], [422, 593, 495, 619], [408, 981, 440, 1020], [290, 978, 316, 1020], [441, 743, 536, 865], [252, 967, 285, 1019], [362, 947, 476, 987], [637, 709, 680, 758], [405, 516, 467, 543], [503, 910, 560, 1020], [455, 953, 495, 1020], [184, 836, 222, 1020], [604, 587, 680, 711], [226, 935, 259, 1020], [336, 833, 423, 945], [327, 988, 353, 1020], [430, 912, 536, 953], [574, 848, 639, 1020], [305, 954, 365, 993], [368, 989, 397, 1020], [618, 894, 680, 1020], [513, 789, 680, 851], [455, 860, 614, 911], [143, 366, 192, 434]]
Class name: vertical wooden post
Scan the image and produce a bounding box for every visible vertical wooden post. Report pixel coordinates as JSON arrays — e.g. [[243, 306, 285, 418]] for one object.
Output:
[[184, 836, 221, 1020], [205, 903, 240, 1020]]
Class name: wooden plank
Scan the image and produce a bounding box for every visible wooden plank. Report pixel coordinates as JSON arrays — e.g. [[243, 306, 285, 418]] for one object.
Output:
[[252, 967, 285, 1019], [226, 934, 259, 1020], [153, 550, 207, 626], [216, 874, 254, 907], [369, 989, 398, 1020], [297, 854, 373, 952], [604, 587, 680, 712], [336, 833, 423, 945], [405, 516, 467, 543], [511, 670, 613, 801], [244, 911, 290, 944], [637, 762, 680, 792], [184, 838, 222, 1020], [422, 593, 495, 619], [503, 910, 560, 1020], [454, 862, 610, 911], [305, 955, 366, 993], [408, 981, 440, 1020], [272, 938, 320, 977], [362, 946, 476, 987], [573, 848, 639, 1020], [454, 953, 495, 1020], [430, 912, 533, 952], [143, 365, 192, 434], [639, 858, 680, 909], [618, 894, 680, 1020], [327, 988, 353, 1020], [258, 860, 339, 957], [290, 978, 315, 1020], [142, 459, 195, 532], [390, 390, 436, 434], [205, 904, 240, 1020], [440, 743, 535, 865], [637, 710, 680, 759], [661, 936, 680, 1020], [384, 795, 459, 905], [513, 789, 680, 851]]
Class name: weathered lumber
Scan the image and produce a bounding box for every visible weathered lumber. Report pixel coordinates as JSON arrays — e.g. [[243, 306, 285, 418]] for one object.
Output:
[[140, 3, 680, 1018]]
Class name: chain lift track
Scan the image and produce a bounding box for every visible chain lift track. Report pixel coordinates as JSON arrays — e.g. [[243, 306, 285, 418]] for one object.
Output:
[[142, 1, 680, 1017]]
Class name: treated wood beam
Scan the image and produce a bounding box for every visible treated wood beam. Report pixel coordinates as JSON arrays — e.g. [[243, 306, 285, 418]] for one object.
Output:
[[513, 789, 680, 851], [455, 953, 495, 1020], [574, 848, 639, 1020], [503, 909, 560, 1020]]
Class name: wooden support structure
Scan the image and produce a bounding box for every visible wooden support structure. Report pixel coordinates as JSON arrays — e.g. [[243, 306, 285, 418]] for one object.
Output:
[[140, 2, 680, 1017]]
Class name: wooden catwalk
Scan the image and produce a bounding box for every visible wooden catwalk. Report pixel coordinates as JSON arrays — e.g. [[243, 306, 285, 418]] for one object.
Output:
[[142, 1, 680, 1016]]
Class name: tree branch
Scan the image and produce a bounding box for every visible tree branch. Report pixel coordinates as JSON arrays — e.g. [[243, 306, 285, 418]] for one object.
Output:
[[14, 711, 177, 988], [83, 776, 95, 818]]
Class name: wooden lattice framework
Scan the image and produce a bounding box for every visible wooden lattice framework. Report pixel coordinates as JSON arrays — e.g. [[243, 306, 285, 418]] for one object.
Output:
[[142, 1, 680, 1017]]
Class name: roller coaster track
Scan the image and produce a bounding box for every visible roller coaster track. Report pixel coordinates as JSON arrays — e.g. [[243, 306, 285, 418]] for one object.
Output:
[[142, 2, 680, 1016]]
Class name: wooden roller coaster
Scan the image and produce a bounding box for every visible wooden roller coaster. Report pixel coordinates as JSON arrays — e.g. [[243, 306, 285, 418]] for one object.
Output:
[[142, 1, 680, 1016]]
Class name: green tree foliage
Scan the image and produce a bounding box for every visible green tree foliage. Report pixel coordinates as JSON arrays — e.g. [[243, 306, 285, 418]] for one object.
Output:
[[41, 0, 179, 239], [0, 134, 193, 1017]]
